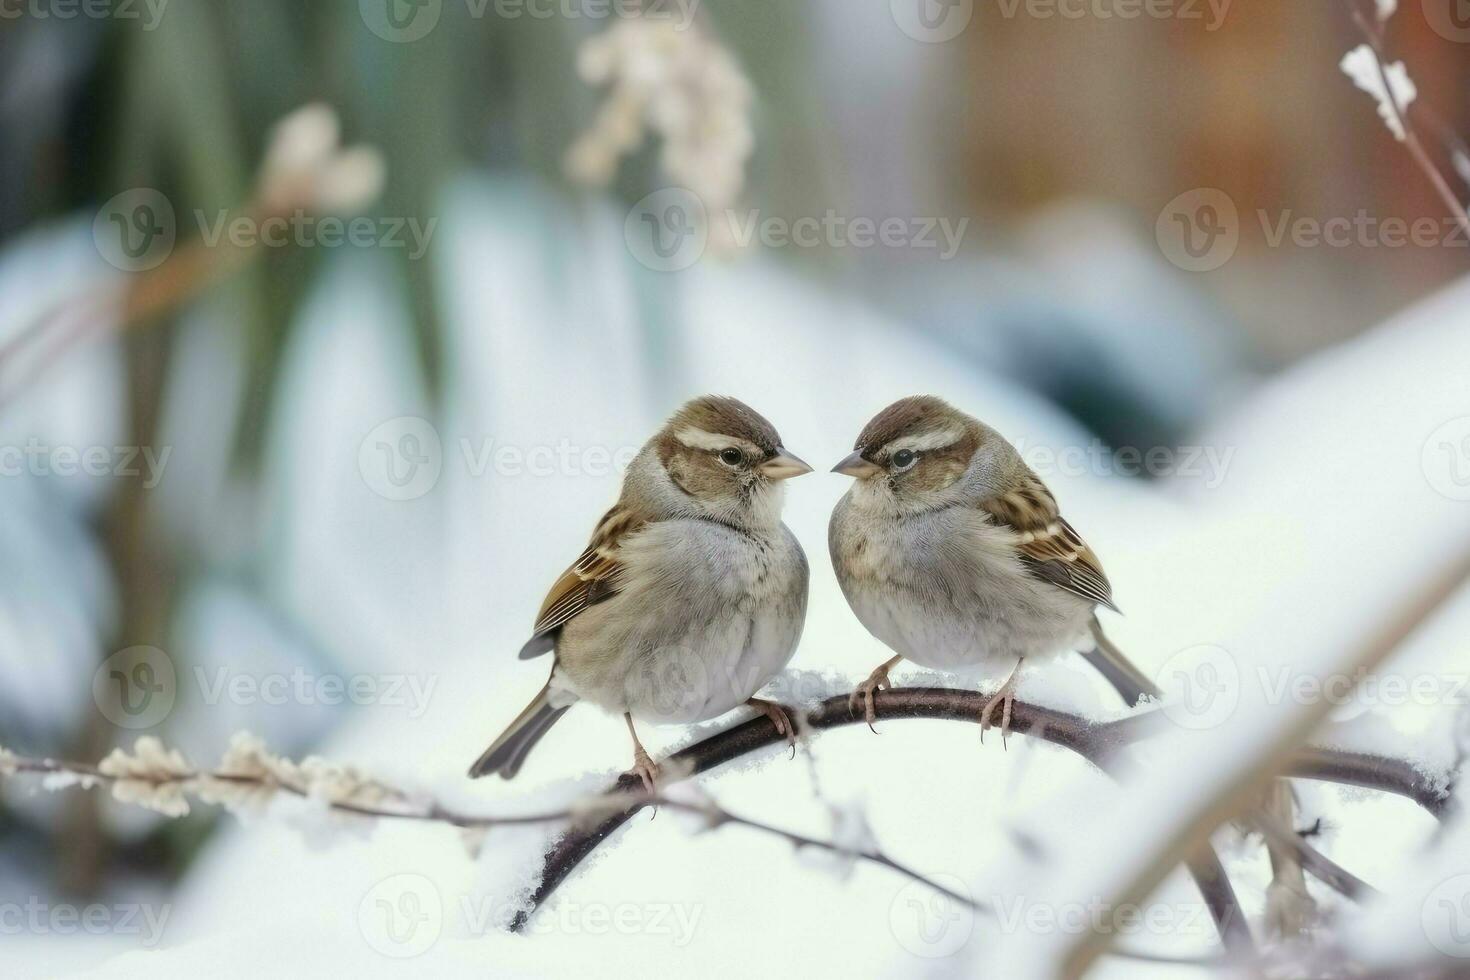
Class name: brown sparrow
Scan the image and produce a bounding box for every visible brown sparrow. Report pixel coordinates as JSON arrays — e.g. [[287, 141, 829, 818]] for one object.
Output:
[[828, 396, 1151, 740], [468, 396, 812, 790]]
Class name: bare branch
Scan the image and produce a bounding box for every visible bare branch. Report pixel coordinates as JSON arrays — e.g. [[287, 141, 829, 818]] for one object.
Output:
[[510, 688, 1448, 934]]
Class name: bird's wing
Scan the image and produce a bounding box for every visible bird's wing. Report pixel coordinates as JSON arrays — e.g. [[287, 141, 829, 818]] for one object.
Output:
[[977, 475, 1116, 611], [518, 505, 646, 658]]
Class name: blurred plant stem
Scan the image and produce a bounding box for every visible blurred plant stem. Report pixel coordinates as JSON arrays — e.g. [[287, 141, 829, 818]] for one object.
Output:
[[58, 1, 253, 895]]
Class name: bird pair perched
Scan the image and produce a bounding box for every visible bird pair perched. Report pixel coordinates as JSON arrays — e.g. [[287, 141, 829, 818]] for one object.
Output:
[[469, 395, 1147, 790]]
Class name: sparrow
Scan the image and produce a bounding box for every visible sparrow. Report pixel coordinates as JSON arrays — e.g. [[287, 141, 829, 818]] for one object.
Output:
[[468, 396, 813, 790], [828, 396, 1153, 740]]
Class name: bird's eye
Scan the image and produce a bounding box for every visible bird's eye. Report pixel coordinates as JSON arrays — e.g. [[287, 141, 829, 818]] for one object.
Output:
[[891, 449, 917, 471], [718, 448, 744, 467]]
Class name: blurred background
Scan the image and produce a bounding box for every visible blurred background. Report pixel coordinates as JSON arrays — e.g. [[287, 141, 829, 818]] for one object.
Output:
[[2, 0, 1469, 975]]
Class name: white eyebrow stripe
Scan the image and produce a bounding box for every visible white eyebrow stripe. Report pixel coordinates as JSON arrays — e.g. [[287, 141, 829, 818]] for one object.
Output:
[[675, 427, 762, 456], [888, 426, 965, 454]]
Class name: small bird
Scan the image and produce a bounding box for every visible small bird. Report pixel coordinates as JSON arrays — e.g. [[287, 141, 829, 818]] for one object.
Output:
[[469, 396, 813, 790], [828, 396, 1153, 740]]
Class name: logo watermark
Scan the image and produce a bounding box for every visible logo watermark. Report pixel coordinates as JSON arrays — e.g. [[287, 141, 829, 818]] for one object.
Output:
[[1154, 646, 1470, 729], [1156, 188, 1239, 273], [359, 0, 699, 43], [0, 0, 168, 30], [196, 210, 436, 261], [93, 190, 435, 272], [93, 647, 438, 728], [356, 875, 701, 958], [1424, 874, 1470, 957], [889, 875, 975, 958], [358, 874, 443, 959], [1423, 0, 1470, 43], [0, 440, 171, 487], [624, 187, 970, 272], [358, 416, 641, 501], [991, 895, 1215, 937], [0, 899, 170, 947], [93, 189, 177, 273], [1423, 417, 1470, 501], [1015, 438, 1235, 489], [462, 896, 703, 943], [1156, 644, 1239, 730], [1157, 188, 1470, 272], [94, 646, 177, 730], [891, 0, 1228, 42], [194, 667, 438, 719]]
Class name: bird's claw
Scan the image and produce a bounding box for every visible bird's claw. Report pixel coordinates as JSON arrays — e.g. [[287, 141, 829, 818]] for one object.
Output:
[[627, 748, 660, 795], [979, 689, 1015, 749], [849, 666, 894, 733], [748, 698, 799, 758]]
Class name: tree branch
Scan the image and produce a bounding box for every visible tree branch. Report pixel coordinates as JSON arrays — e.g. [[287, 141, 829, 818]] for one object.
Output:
[[511, 688, 1449, 934]]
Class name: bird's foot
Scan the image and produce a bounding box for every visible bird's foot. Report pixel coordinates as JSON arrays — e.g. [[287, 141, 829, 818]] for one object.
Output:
[[979, 687, 1016, 750], [626, 747, 660, 795], [848, 659, 900, 733], [747, 698, 799, 757]]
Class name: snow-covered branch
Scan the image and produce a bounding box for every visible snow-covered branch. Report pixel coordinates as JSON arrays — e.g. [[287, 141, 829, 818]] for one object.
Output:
[[0, 732, 974, 914], [1343, 1, 1470, 243]]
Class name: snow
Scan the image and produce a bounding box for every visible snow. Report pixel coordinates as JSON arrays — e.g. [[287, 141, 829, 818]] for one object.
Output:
[[1340, 44, 1417, 143], [2, 176, 1466, 977]]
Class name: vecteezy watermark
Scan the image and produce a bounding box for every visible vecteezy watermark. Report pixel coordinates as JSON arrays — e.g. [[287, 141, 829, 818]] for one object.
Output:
[[93, 189, 177, 273], [623, 187, 970, 273], [461, 897, 703, 944], [93, 647, 438, 728], [1014, 438, 1235, 490], [0, 899, 171, 948], [992, 0, 1230, 29], [1423, 874, 1470, 958], [890, 0, 975, 43], [194, 667, 439, 719], [358, 874, 443, 959], [92, 190, 436, 272], [0, 440, 171, 488], [359, 0, 699, 43], [356, 876, 702, 957], [1423, 0, 1470, 43], [991, 896, 1216, 938], [1155, 188, 1240, 273], [889, 875, 975, 958], [890, 0, 1228, 42], [1157, 188, 1470, 272], [358, 417, 444, 501], [195, 210, 436, 261], [0, 0, 169, 30], [1423, 417, 1470, 502], [358, 416, 640, 501], [1156, 644, 1239, 730], [1155, 646, 1470, 730], [94, 646, 177, 730]]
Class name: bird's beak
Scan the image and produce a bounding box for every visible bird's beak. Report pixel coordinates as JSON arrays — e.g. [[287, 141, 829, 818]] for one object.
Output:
[[831, 450, 882, 479], [758, 448, 814, 481]]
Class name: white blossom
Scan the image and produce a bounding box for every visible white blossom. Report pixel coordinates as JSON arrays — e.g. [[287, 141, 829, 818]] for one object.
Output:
[[0, 746, 16, 777], [1340, 44, 1417, 142], [257, 103, 387, 216], [1375, 0, 1397, 21], [564, 16, 755, 251]]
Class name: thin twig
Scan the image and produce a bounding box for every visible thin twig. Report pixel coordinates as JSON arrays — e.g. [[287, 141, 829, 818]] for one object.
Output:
[[3, 749, 975, 913], [1349, 2, 1470, 242]]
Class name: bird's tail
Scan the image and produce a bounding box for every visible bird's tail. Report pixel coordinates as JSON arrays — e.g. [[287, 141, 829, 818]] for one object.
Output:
[[1081, 616, 1160, 706], [467, 683, 571, 780]]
